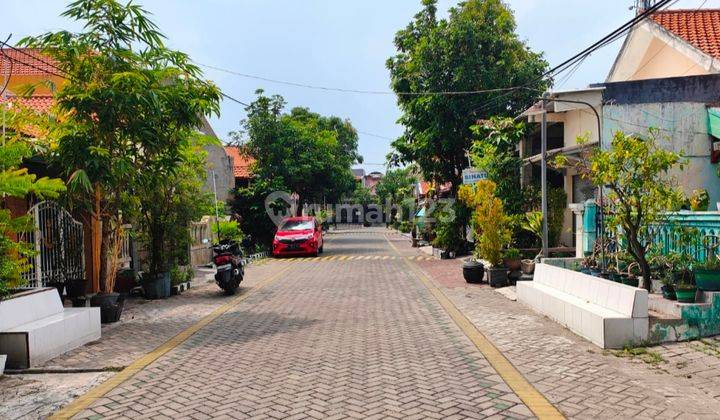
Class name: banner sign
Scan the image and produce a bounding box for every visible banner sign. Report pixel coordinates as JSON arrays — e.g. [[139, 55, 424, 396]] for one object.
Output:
[[462, 168, 488, 185]]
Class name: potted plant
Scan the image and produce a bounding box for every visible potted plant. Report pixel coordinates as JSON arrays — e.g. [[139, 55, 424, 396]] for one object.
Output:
[[694, 257, 720, 291], [660, 273, 676, 300], [694, 237, 720, 291], [503, 248, 522, 272], [675, 281, 697, 303], [521, 259, 535, 275], [622, 264, 640, 287], [458, 180, 511, 288], [689, 189, 709, 211], [462, 258, 485, 283]]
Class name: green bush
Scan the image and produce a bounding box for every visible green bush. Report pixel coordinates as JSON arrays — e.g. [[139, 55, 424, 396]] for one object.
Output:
[[398, 221, 413, 233], [214, 220, 243, 242]]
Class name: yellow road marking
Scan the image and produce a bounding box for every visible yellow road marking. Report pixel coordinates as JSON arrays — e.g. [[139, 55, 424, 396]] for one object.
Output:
[[50, 264, 293, 420], [380, 235, 563, 419], [384, 234, 401, 254]]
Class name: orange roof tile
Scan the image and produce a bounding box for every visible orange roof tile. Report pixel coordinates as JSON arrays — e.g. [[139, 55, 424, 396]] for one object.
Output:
[[224, 146, 255, 178], [0, 95, 55, 114], [651, 9, 720, 59], [0, 48, 61, 76]]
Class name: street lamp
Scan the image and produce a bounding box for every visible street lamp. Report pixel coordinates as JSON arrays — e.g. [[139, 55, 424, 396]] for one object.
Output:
[[538, 96, 604, 269]]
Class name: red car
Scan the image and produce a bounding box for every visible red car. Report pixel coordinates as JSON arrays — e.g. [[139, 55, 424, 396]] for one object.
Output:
[[272, 216, 324, 257]]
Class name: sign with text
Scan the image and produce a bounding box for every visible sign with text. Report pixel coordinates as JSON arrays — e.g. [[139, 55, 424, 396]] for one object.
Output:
[[462, 168, 488, 185]]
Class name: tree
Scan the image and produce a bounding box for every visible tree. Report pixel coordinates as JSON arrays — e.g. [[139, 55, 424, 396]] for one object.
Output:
[[387, 0, 549, 188], [375, 167, 418, 205], [567, 130, 685, 290], [230, 91, 362, 246], [469, 117, 525, 214], [351, 185, 376, 207], [130, 140, 216, 274], [21, 0, 220, 290], [232, 91, 360, 205], [0, 106, 65, 297]]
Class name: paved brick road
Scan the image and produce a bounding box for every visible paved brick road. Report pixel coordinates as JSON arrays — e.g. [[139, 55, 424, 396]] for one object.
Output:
[[70, 229, 533, 419], [21, 226, 720, 419]]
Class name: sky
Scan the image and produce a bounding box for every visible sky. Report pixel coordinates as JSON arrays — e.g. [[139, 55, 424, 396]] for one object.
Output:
[[2, 0, 718, 172]]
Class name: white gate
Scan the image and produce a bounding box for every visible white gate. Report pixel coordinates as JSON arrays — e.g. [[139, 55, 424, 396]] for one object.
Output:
[[19, 201, 85, 288]]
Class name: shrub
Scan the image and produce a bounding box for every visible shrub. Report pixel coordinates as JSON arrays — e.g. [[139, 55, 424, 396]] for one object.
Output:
[[431, 203, 464, 253], [459, 180, 511, 266], [214, 220, 243, 243]]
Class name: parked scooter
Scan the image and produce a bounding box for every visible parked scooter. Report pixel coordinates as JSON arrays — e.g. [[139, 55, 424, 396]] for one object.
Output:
[[211, 240, 244, 295]]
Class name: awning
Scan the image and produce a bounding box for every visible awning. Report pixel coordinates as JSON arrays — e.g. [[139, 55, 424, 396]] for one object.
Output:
[[523, 141, 599, 165]]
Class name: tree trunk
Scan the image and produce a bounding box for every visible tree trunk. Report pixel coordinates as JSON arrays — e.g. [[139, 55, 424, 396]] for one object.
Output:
[[628, 233, 652, 291], [91, 185, 102, 293], [99, 216, 111, 293]]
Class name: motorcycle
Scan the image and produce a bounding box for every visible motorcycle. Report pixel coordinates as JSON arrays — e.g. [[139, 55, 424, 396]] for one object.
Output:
[[212, 240, 244, 295]]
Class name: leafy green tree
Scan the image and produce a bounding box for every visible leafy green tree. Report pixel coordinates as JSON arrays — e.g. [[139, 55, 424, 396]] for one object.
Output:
[[234, 91, 360, 206], [568, 130, 686, 290], [231, 177, 288, 247], [21, 0, 220, 290], [351, 185, 376, 207], [387, 0, 549, 188], [0, 108, 65, 297], [128, 140, 216, 273], [375, 167, 418, 205], [469, 117, 525, 214]]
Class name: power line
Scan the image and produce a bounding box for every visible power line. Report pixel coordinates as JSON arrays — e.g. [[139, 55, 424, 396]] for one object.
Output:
[[198, 62, 533, 96], [220, 92, 250, 107], [356, 130, 395, 141], [0, 35, 14, 98]]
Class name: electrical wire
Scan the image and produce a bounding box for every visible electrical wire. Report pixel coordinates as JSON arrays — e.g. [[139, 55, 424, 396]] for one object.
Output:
[[0, 35, 15, 98], [198, 62, 536, 96]]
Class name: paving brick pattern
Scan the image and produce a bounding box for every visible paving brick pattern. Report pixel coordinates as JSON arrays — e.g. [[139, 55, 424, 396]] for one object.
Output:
[[41, 262, 289, 370], [406, 244, 720, 418], [73, 231, 532, 419]]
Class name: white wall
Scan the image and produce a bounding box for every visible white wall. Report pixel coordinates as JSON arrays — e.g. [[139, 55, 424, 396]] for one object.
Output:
[[603, 102, 720, 206]]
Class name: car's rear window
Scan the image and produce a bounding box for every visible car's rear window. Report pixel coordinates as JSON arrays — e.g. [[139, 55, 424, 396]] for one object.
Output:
[[280, 220, 314, 231]]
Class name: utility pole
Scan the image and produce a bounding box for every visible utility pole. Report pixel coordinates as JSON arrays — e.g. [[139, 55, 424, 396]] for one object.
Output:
[[541, 93, 549, 259], [211, 169, 221, 243]]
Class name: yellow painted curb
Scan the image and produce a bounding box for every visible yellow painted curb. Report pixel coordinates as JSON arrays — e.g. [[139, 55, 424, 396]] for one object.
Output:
[[50, 264, 292, 420], [402, 260, 565, 420]]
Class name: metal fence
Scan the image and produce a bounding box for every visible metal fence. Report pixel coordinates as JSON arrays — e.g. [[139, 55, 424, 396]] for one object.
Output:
[[19, 200, 85, 288]]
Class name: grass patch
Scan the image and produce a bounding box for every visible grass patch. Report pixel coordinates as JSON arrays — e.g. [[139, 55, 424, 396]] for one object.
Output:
[[612, 346, 666, 365], [690, 339, 720, 358]]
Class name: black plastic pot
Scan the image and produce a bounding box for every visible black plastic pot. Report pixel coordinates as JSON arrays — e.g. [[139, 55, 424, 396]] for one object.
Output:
[[463, 260, 485, 283], [661, 284, 677, 300], [487, 267, 508, 288], [100, 295, 125, 324], [66, 279, 86, 298], [90, 292, 119, 308], [142, 272, 171, 299]]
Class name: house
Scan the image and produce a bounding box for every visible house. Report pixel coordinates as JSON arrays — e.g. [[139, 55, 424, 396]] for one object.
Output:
[[224, 145, 255, 189], [363, 171, 383, 195], [352, 168, 366, 183], [521, 8, 720, 249], [1, 48, 228, 291], [197, 121, 234, 202]]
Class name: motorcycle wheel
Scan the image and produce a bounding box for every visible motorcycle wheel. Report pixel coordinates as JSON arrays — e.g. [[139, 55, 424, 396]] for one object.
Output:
[[223, 284, 238, 295]]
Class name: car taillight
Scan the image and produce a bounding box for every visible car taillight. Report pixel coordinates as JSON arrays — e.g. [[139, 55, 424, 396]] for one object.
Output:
[[214, 255, 232, 265]]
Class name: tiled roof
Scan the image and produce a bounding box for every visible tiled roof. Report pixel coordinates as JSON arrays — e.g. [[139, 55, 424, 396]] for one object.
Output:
[[224, 146, 255, 178], [651, 9, 720, 59], [0, 48, 60, 76], [0, 94, 55, 114]]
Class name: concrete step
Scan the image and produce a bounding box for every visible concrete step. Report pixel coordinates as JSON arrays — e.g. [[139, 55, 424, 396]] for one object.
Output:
[[648, 293, 711, 318]]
